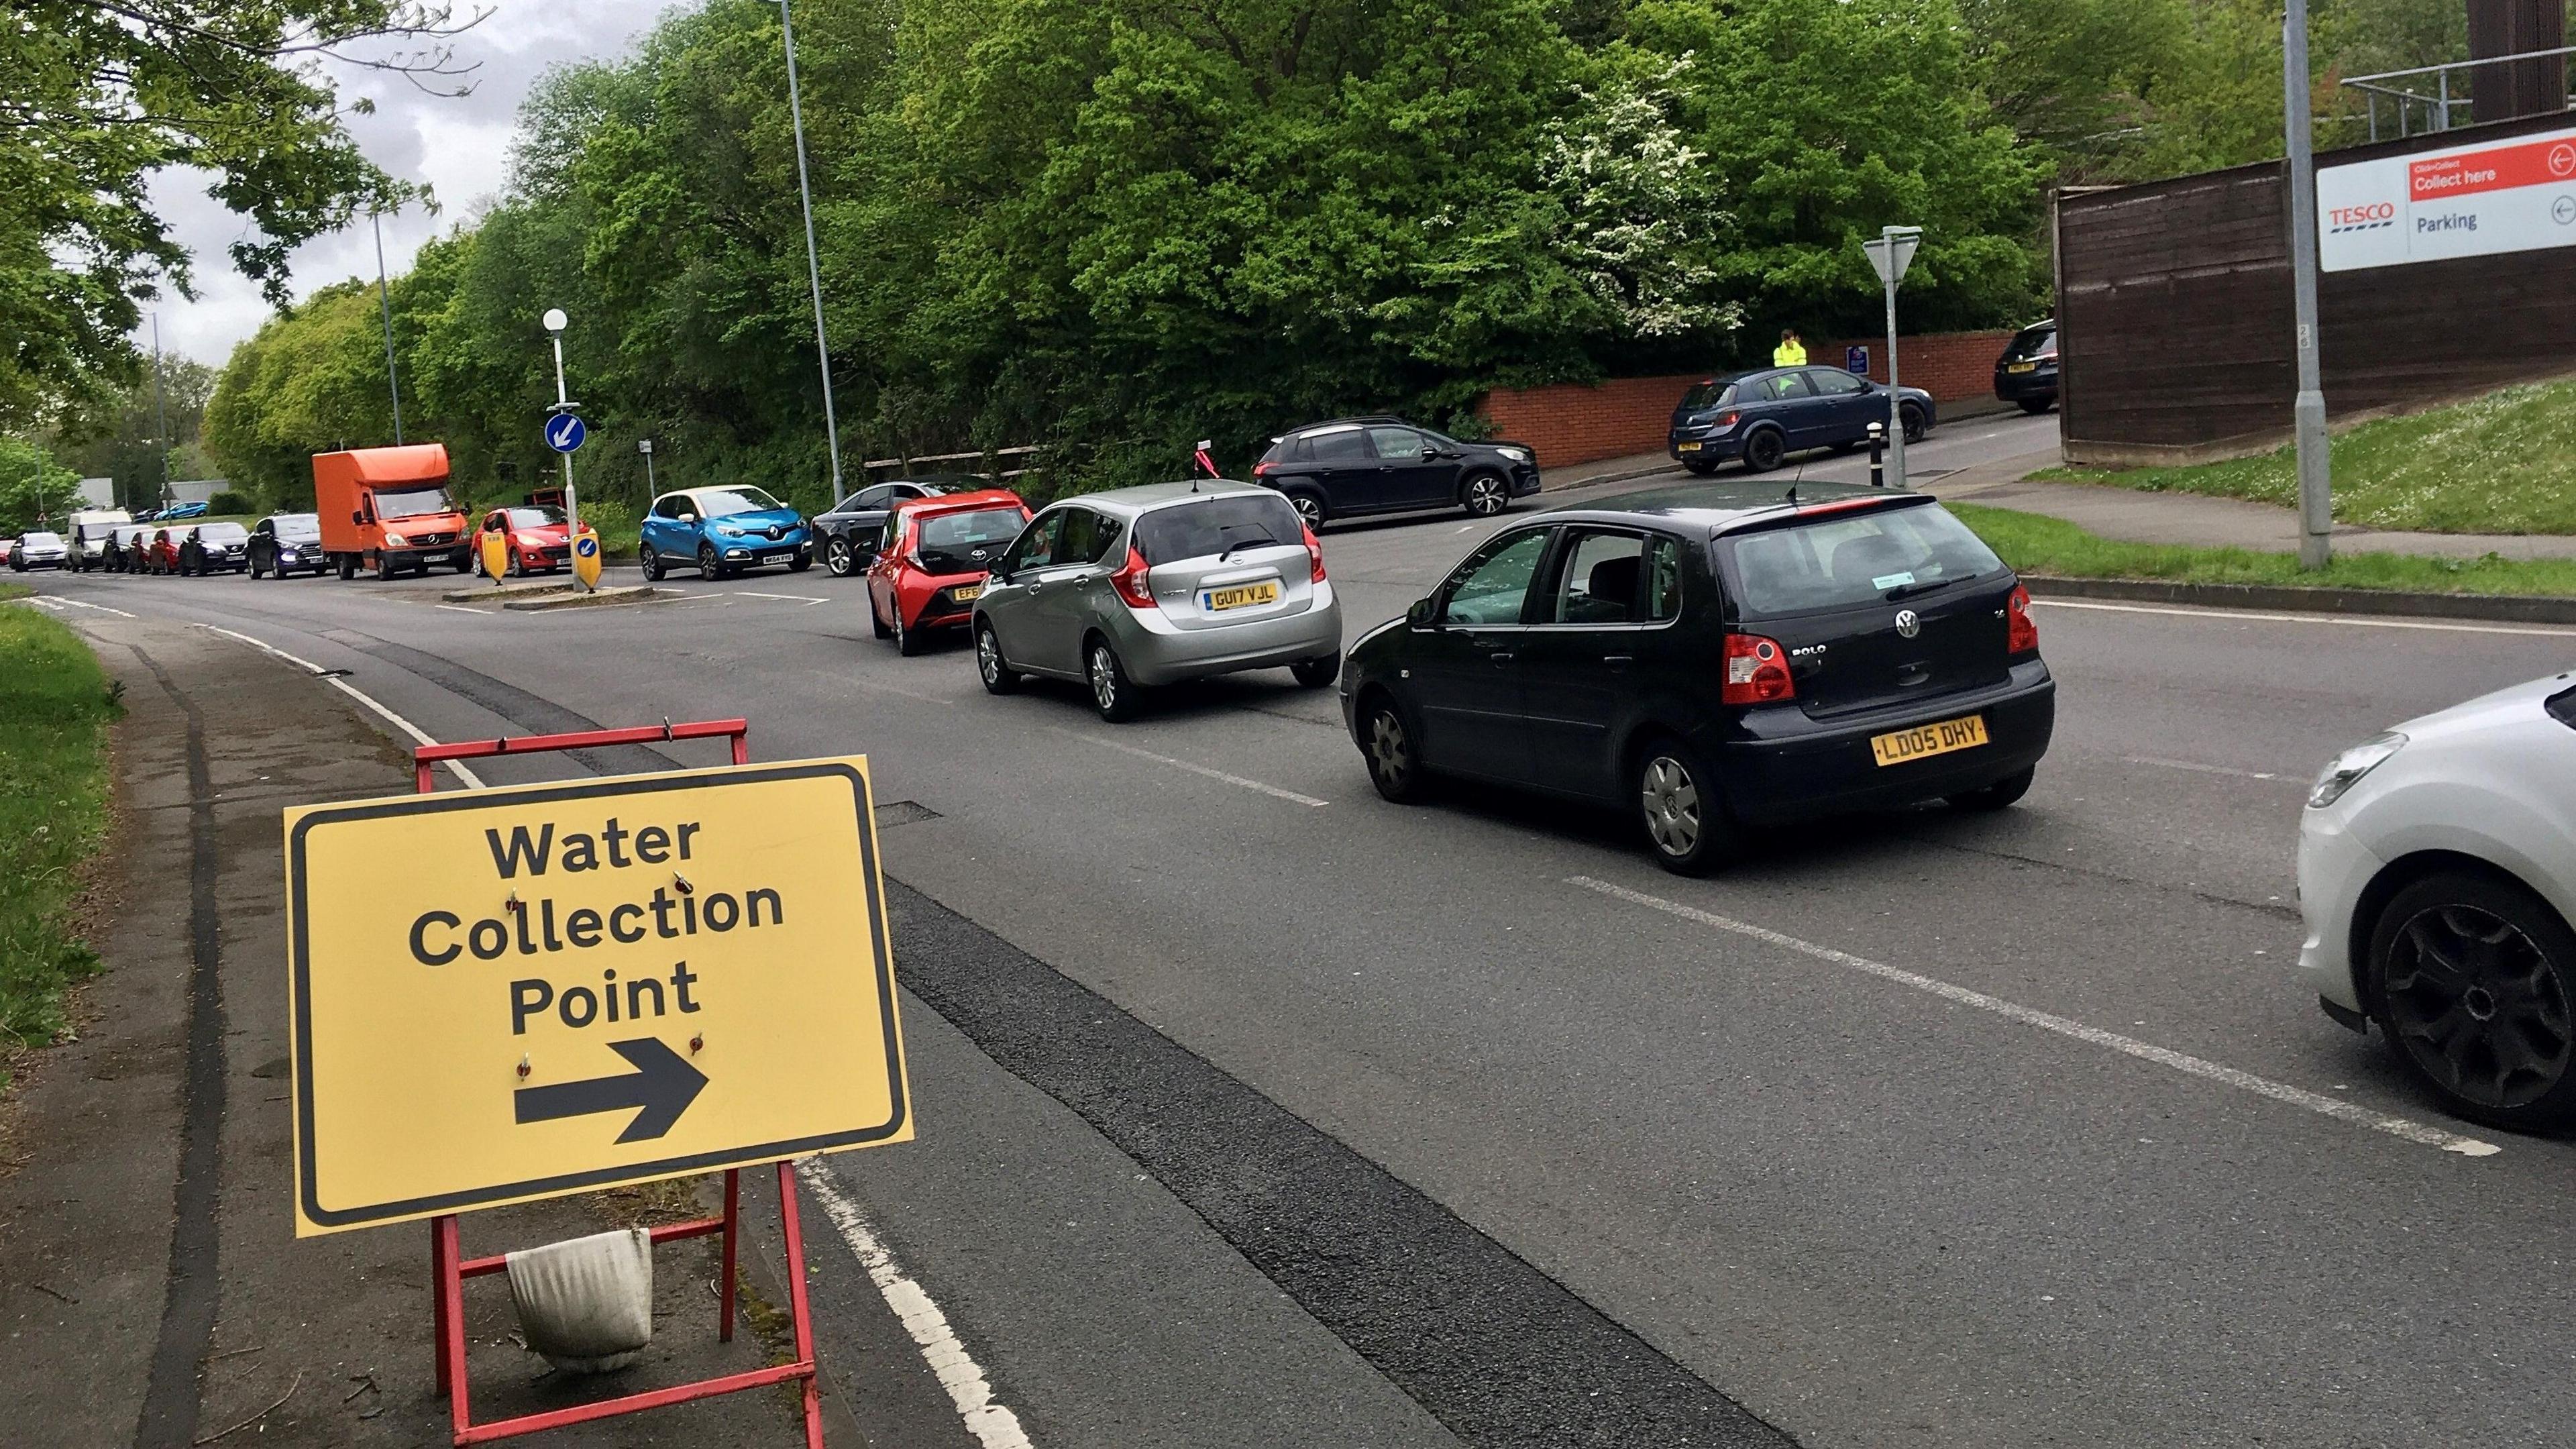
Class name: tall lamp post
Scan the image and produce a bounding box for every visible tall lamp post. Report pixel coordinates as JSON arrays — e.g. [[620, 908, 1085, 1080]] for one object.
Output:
[[2283, 0, 2332, 569], [373, 208, 405, 444], [778, 0, 844, 498], [639, 437, 657, 495]]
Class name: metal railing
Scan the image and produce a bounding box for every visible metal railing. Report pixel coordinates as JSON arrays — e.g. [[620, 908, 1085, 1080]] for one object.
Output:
[[2342, 46, 2576, 140], [858, 444, 1042, 482]]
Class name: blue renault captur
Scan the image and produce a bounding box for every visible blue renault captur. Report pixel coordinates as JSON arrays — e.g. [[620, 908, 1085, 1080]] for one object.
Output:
[[637, 485, 814, 581]]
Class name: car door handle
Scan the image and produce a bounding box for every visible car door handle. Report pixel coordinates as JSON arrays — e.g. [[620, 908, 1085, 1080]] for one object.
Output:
[[1489, 651, 1515, 663], [1602, 654, 1633, 667]]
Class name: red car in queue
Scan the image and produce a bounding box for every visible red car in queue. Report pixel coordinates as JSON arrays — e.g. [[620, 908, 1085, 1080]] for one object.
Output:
[[472, 504, 573, 577], [865, 489, 1032, 655]]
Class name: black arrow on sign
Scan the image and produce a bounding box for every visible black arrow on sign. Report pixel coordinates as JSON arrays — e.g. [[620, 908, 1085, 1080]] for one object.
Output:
[[514, 1037, 708, 1143]]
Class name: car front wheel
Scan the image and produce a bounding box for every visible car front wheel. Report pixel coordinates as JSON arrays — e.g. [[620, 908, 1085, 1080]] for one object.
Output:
[[639, 543, 665, 582], [1902, 403, 1930, 443], [2369, 870, 2576, 1131], [975, 621, 1018, 694], [1460, 474, 1509, 517], [825, 536, 856, 576], [1637, 738, 1734, 875], [1361, 695, 1427, 802], [698, 543, 723, 581]]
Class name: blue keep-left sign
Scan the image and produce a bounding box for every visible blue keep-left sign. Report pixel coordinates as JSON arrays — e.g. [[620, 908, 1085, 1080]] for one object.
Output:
[[574, 534, 598, 559], [544, 413, 588, 453]]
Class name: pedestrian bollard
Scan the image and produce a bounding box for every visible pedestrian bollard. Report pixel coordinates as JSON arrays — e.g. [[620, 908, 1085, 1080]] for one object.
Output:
[[1868, 422, 1886, 488]]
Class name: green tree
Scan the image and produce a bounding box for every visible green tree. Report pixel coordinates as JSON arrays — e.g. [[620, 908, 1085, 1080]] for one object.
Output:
[[0, 2, 473, 433], [0, 437, 83, 533]]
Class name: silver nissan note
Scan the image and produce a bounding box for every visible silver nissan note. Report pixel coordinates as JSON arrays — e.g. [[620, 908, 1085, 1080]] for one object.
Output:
[[971, 482, 1345, 720]]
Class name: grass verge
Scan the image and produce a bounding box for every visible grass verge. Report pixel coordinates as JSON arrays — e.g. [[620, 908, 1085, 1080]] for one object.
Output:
[[1953, 503, 2576, 597], [2034, 377, 2576, 535], [0, 604, 119, 1093]]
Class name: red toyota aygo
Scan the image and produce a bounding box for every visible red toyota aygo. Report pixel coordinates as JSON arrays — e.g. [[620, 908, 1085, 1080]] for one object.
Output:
[[865, 489, 1032, 655]]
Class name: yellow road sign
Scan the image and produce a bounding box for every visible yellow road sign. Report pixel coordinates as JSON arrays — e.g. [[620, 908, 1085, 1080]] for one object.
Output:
[[284, 758, 911, 1236], [478, 524, 508, 582], [572, 524, 602, 590]]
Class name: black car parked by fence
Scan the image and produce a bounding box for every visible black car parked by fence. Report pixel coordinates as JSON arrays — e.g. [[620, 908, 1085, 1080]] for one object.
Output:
[[1992, 320, 2058, 413], [1253, 418, 1540, 528]]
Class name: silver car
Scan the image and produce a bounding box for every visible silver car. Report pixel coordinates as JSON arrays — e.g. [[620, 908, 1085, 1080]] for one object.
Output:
[[10, 531, 68, 570], [971, 482, 1344, 720]]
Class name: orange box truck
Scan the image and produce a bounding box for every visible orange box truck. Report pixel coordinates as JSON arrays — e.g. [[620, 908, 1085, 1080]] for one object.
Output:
[[311, 444, 473, 580]]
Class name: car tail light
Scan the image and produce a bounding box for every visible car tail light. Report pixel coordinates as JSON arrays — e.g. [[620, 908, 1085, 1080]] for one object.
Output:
[[1110, 546, 1157, 610], [1711, 411, 1739, 429], [2006, 584, 2039, 656], [1303, 525, 1326, 583], [1252, 460, 1275, 478], [1721, 633, 1794, 704]]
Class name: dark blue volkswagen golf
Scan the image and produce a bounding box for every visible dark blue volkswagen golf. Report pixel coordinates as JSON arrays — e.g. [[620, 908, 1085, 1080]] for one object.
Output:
[[1338, 480, 2053, 873], [1668, 366, 1934, 475]]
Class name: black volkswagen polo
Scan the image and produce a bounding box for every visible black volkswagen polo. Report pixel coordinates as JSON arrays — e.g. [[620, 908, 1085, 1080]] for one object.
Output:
[[1338, 480, 2054, 873]]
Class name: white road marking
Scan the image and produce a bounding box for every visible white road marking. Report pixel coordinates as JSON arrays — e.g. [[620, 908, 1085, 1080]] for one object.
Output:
[[433, 604, 492, 614], [797, 1160, 1034, 1449], [1568, 874, 2502, 1159], [2123, 755, 2284, 782], [21, 596, 66, 610], [2030, 597, 2576, 639], [49, 596, 138, 617], [734, 590, 829, 605], [1067, 731, 1329, 807], [193, 624, 486, 789]]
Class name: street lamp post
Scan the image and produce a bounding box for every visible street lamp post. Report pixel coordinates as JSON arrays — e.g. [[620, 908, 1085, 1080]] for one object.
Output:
[[374, 209, 405, 445], [541, 307, 587, 590], [777, 0, 844, 498], [639, 437, 656, 494], [1862, 225, 1923, 490], [2283, 0, 2333, 570]]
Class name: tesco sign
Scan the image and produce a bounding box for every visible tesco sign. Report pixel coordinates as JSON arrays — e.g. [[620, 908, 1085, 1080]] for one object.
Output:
[[2319, 125, 2576, 272]]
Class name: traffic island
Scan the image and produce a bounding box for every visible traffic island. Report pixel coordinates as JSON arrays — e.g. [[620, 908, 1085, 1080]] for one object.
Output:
[[498, 584, 669, 612], [440, 580, 583, 604]]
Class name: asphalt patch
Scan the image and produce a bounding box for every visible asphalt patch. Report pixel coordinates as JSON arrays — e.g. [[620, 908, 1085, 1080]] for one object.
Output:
[[883, 879, 1799, 1449]]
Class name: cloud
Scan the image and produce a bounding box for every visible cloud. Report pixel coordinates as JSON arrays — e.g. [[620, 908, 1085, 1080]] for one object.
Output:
[[142, 0, 678, 367]]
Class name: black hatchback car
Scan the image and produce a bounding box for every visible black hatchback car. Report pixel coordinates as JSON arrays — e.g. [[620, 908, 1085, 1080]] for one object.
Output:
[[1669, 367, 1934, 475], [1993, 320, 2057, 413], [1339, 481, 2053, 873], [1253, 418, 1541, 529]]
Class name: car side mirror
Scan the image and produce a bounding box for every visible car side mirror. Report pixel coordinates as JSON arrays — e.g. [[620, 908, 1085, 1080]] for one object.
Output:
[[678, 511, 698, 524], [352, 510, 366, 525], [1407, 597, 1438, 628]]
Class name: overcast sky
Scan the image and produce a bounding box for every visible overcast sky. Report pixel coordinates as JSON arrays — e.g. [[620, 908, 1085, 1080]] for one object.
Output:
[[142, 1, 677, 368]]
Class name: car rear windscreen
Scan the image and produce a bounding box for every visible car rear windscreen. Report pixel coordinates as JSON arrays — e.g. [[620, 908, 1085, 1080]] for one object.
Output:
[[2006, 328, 2056, 360], [1135, 494, 1304, 566], [915, 507, 1026, 572], [1721, 503, 2004, 617], [1680, 382, 1737, 411]]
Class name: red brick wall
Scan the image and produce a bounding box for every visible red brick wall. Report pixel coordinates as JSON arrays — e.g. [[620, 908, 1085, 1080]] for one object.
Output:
[[1479, 330, 2018, 470]]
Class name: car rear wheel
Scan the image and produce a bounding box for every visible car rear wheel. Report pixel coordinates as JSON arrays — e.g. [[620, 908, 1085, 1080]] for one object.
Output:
[[1284, 490, 1328, 530], [2369, 870, 2576, 1131], [894, 604, 929, 657], [975, 621, 1018, 694], [1460, 473, 1509, 518], [337, 553, 356, 581], [825, 536, 857, 576], [1637, 739, 1734, 875], [2017, 397, 2054, 415], [1291, 653, 1341, 689], [1682, 460, 1719, 476], [869, 592, 893, 639], [1361, 695, 1427, 802], [1087, 639, 1142, 722], [1741, 429, 1786, 473], [1949, 765, 2035, 811]]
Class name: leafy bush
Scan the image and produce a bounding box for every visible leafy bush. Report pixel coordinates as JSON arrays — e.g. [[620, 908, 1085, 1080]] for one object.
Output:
[[207, 489, 254, 516]]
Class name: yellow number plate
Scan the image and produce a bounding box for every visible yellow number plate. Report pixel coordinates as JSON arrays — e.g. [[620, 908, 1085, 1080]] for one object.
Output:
[[1870, 714, 1988, 767], [1677, 441, 1703, 452], [2007, 361, 2038, 374], [1204, 581, 1281, 612], [951, 584, 982, 602]]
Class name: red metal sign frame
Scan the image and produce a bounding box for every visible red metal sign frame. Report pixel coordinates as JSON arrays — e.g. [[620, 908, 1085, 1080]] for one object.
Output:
[[409, 718, 823, 1447]]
